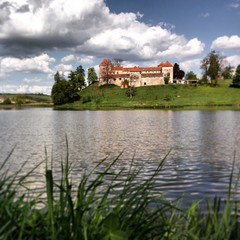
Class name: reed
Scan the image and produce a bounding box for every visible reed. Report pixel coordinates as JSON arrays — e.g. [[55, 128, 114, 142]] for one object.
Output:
[[0, 146, 239, 239]]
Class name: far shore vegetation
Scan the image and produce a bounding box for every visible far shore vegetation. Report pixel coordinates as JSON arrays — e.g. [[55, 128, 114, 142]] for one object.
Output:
[[0, 93, 52, 108]]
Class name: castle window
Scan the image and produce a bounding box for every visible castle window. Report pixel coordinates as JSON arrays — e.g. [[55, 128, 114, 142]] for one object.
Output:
[[144, 82, 146, 85]]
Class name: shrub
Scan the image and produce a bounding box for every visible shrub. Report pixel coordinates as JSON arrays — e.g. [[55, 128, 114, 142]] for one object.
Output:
[[3, 98, 12, 105]]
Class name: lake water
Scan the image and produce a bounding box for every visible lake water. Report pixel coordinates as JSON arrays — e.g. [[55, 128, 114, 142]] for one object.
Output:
[[0, 108, 240, 205]]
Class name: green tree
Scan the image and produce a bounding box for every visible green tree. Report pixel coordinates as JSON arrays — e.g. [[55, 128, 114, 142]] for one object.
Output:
[[222, 65, 234, 79], [51, 79, 71, 105], [173, 63, 185, 79], [126, 86, 136, 98], [3, 98, 12, 105], [87, 67, 98, 85], [68, 65, 86, 91], [54, 71, 63, 82], [230, 65, 240, 88], [15, 94, 25, 106], [185, 71, 197, 80], [201, 51, 224, 85]]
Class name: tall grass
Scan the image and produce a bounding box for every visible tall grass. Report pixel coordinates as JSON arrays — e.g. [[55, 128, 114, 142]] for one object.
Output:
[[0, 145, 239, 239]]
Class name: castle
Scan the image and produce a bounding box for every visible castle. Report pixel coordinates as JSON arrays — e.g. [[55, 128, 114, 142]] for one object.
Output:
[[99, 58, 174, 87]]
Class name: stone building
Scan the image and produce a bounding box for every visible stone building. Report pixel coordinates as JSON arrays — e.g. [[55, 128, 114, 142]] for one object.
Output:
[[99, 58, 173, 87]]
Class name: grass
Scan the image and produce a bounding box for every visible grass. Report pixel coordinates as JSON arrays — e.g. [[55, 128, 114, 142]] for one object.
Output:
[[0, 144, 240, 239], [56, 80, 240, 110], [0, 93, 52, 107]]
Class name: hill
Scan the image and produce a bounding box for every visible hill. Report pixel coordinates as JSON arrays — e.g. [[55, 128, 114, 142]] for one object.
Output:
[[56, 79, 240, 110], [0, 93, 52, 107]]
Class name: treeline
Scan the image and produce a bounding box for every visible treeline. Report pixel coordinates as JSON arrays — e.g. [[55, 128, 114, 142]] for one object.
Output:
[[51, 65, 98, 105]]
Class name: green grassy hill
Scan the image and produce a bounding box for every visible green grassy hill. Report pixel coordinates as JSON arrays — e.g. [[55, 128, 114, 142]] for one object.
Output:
[[0, 93, 52, 106], [57, 79, 240, 110]]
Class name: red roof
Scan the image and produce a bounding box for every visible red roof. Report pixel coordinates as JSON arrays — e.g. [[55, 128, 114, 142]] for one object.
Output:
[[159, 61, 173, 67], [99, 58, 109, 66], [112, 66, 123, 70]]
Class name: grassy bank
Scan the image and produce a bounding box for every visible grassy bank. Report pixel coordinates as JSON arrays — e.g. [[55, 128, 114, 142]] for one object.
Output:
[[0, 93, 52, 107], [0, 147, 239, 239], [56, 79, 240, 110]]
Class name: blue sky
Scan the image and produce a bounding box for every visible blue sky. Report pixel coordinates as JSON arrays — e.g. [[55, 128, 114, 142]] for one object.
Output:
[[0, 0, 240, 94]]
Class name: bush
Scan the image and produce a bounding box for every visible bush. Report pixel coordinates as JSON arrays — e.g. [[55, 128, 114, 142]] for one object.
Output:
[[3, 98, 11, 105], [82, 95, 92, 103]]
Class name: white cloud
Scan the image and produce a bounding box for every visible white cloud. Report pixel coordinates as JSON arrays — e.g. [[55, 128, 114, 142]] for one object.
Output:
[[0, 54, 55, 74], [200, 12, 210, 18], [224, 55, 240, 69], [230, 1, 240, 8], [0, 0, 205, 61], [0, 84, 52, 94], [158, 38, 205, 60], [23, 77, 41, 83], [55, 63, 73, 72], [61, 54, 76, 62], [211, 35, 240, 50], [180, 58, 202, 72], [77, 55, 95, 65]]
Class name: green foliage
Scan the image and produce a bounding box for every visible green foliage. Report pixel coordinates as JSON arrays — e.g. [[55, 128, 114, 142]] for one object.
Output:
[[222, 65, 234, 79], [185, 71, 197, 80], [164, 75, 170, 84], [3, 98, 11, 105], [163, 94, 172, 101], [126, 86, 136, 98], [173, 63, 185, 79], [230, 65, 240, 88], [15, 94, 25, 106], [51, 79, 73, 105], [201, 51, 223, 85], [51, 65, 86, 105], [87, 67, 98, 85], [82, 95, 92, 103], [0, 147, 240, 239]]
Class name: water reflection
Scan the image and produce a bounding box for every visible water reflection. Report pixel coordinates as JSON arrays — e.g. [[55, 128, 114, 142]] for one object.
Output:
[[0, 108, 240, 204]]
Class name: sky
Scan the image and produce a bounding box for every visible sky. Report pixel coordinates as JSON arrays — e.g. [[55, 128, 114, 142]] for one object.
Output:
[[0, 0, 240, 95]]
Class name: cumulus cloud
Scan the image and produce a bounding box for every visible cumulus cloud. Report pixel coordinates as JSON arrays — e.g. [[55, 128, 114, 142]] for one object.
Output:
[[200, 12, 210, 18], [224, 55, 240, 69], [61, 54, 76, 62], [230, 1, 240, 8], [0, 54, 55, 74], [158, 38, 205, 60], [179, 58, 202, 72], [0, 84, 52, 94], [0, 0, 205, 61], [211, 35, 240, 50], [23, 77, 41, 83]]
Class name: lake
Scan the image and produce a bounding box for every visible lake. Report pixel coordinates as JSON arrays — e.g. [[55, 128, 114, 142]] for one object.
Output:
[[0, 108, 240, 205]]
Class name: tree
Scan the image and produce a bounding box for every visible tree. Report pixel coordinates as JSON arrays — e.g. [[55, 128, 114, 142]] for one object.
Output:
[[173, 63, 185, 79], [126, 86, 136, 98], [222, 65, 234, 79], [15, 94, 25, 106], [51, 65, 86, 105], [230, 65, 240, 88], [112, 58, 123, 67], [201, 51, 224, 85], [87, 67, 98, 85], [102, 59, 113, 85], [54, 71, 63, 82], [51, 79, 72, 105], [185, 71, 197, 80]]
